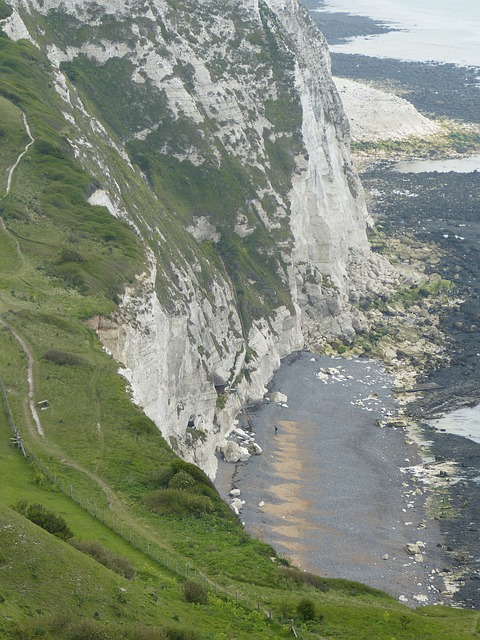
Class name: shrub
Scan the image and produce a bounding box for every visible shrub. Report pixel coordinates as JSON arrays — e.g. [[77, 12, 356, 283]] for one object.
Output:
[[168, 470, 196, 491], [65, 619, 110, 640], [182, 579, 208, 605], [69, 540, 136, 579], [150, 466, 175, 489], [128, 414, 156, 438], [42, 349, 86, 366], [296, 598, 315, 621], [13, 499, 73, 540], [143, 489, 214, 517], [58, 248, 87, 264], [170, 459, 216, 491], [215, 394, 227, 409]]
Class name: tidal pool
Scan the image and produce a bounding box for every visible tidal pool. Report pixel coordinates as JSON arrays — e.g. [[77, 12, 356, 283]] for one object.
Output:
[[392, 156, 480, 174]]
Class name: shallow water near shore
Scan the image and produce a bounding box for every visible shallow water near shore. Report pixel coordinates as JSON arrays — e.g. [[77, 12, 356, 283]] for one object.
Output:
[[430, 405, 480, 445], [392, 156, 480, 174], [314, 0, 480, 67], [216, 352, 449, 605]]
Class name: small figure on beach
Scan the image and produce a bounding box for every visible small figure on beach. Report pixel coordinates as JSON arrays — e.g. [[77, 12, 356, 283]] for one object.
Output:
[[274, 425, 278, 435]]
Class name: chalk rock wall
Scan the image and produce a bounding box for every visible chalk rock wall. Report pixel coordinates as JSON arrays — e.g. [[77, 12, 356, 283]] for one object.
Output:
[[5, 0, 394, 476]]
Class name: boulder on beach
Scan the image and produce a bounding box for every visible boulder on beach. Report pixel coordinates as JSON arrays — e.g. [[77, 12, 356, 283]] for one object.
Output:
[[247, 442, 262, 455], [222, 441, 251, 463], [230, 497, 243, 512], [405, 542, 425, 556], [233, 427, 248, 439], [269, 391, 288, 404]]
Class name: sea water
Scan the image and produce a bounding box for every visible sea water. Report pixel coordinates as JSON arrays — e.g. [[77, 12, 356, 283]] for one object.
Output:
[[430, 405, 480, 445], [392, 156, 480, 174], [313, 0, 480, 68]]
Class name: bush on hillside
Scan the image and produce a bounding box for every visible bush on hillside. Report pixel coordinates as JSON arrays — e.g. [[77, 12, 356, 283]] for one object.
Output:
[[13, 499, 73, 540], [58, 248, 87, 264], [143, 489, 214, 517], [168, 470, 196, 491], [182, 579, 208, 605], [42, 349, 86, 366], [296, 598, 316, 621], [69, 539, 136, 579]]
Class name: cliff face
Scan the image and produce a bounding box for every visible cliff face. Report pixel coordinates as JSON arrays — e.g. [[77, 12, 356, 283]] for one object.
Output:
[[3, 0, 394, 476]]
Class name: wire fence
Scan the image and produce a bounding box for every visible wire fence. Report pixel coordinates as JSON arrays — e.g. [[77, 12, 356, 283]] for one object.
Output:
[[1, 375, 317, 638]]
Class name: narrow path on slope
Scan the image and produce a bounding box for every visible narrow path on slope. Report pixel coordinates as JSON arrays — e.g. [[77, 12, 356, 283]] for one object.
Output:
[[6, 112, 34, 195], [0, 319, 44, 437]]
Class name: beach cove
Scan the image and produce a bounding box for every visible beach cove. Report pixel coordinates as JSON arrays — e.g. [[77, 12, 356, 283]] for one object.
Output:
[[216, 351, 449, 606]]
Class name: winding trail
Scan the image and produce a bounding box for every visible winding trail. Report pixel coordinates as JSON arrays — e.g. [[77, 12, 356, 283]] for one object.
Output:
[[0, 111, 41, 436], [1, 112, 42, 434], [0, 319, 44, 436], [6, 112, 35, 195]]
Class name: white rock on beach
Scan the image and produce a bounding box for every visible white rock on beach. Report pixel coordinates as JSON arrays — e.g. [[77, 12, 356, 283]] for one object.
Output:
[[233, 427, 248, 438], [269, 391, 288, 404], [247, 442, 263, 455], [230, 498, 243, 512], [222, 441, 251, 463], [405, 542, 425, 556], [413, 594, 429, 604]]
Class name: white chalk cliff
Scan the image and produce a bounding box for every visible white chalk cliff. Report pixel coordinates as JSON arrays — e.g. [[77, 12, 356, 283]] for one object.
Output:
[[4, 0, 397, 476]]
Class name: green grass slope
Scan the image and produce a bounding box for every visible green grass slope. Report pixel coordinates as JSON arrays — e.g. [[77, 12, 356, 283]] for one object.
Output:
[[0, 16, 479, 640]]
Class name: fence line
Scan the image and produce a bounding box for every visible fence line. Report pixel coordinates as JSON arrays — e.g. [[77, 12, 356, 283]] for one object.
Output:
[[0, 375, 27, 456]]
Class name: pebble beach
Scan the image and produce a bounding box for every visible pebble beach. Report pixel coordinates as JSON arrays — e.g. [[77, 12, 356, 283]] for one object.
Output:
[[216, 352, 449, 606]]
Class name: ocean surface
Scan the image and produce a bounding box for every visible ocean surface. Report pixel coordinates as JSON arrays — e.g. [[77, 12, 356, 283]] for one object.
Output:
[[313, 0, 480, 68]]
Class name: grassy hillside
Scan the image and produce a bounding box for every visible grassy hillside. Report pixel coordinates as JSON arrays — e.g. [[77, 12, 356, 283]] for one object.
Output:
[[0, 15, 480, 640]]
